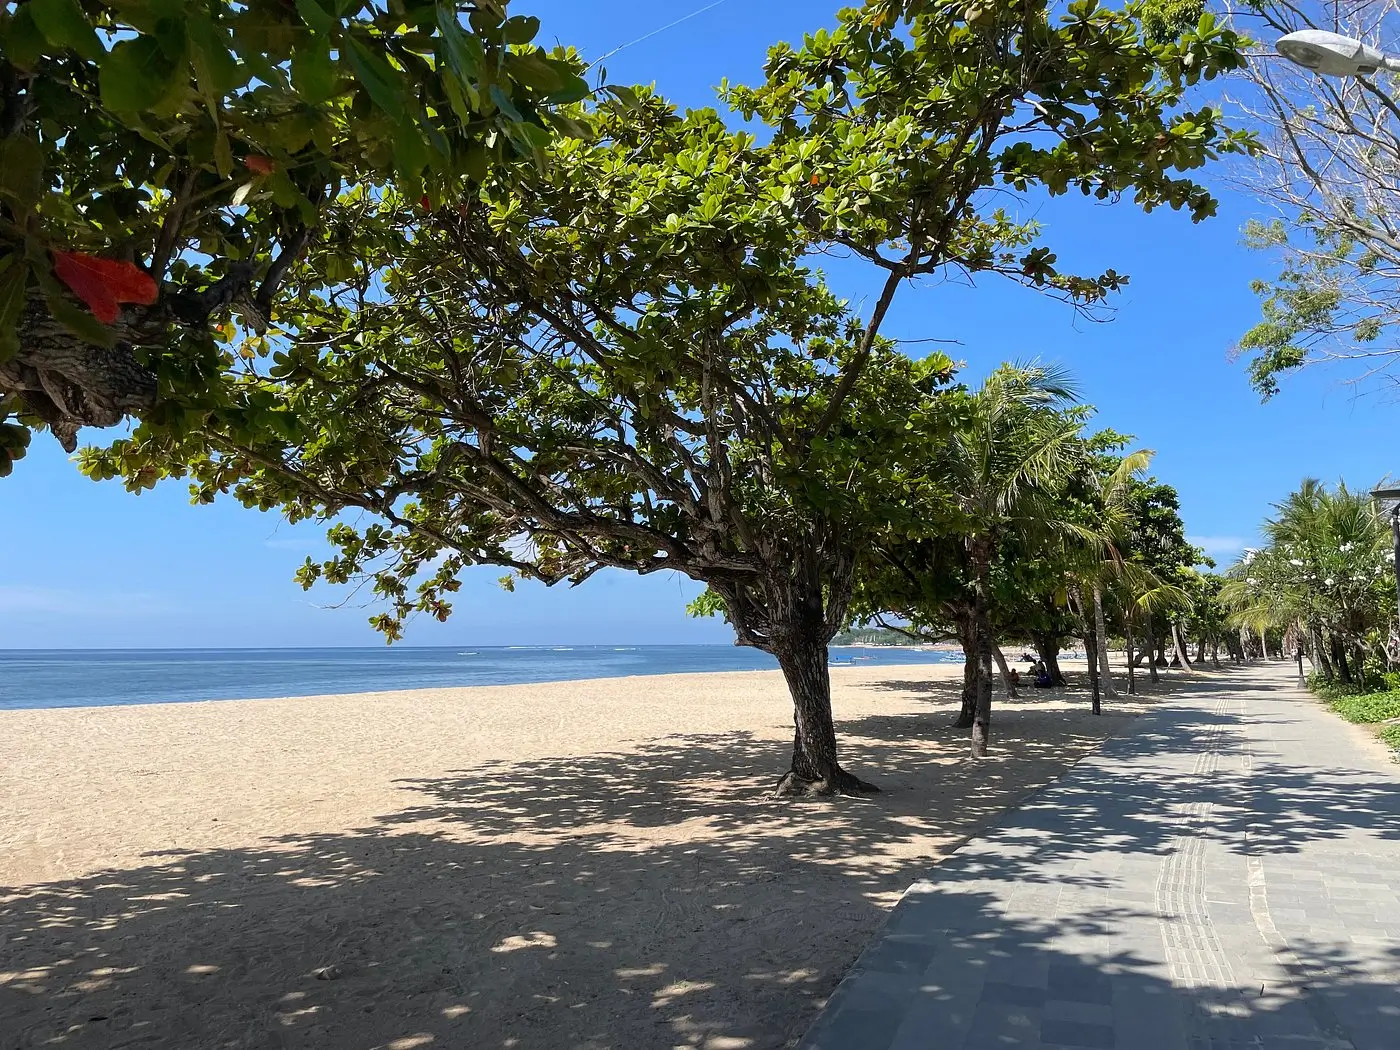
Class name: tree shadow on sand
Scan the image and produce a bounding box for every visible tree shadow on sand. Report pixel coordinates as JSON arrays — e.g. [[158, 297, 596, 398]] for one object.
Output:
[[0, 690, 1131, 1050], [3, 669, 1397, 1049]]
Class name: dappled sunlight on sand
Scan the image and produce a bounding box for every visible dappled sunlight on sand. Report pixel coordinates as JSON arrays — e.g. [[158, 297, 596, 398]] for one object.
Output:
[[0, 661, 1169, 1048]]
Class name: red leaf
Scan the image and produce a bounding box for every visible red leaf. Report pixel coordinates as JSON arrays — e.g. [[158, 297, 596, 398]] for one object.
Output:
[[245, 155, 275, 175], [52, 252, 158, 324], [419, 194, 432, 210], [810, 174, 821, 186]]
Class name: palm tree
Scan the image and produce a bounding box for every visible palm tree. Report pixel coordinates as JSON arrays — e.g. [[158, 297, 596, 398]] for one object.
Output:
[[1223, 479, 1393, 683], [942, 364, 1091, 757]]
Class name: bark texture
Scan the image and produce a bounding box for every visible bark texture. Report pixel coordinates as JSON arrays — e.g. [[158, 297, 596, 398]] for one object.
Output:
[[955, 620, 977, 729], [3, 266, 260, 450], [1092, 585, 1117, 700], [992, 644, 1019, 699]]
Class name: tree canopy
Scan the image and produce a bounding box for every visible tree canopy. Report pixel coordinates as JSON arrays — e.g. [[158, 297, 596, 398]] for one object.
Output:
[[0, 0, 588, 471], [35, 0, 1251, 792], [1224, 479, 1398, 682]]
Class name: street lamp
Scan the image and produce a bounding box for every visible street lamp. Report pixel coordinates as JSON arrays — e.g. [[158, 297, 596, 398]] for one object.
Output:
[[1276, 29, 1400, 77], [1373, 487, 1400, 666]]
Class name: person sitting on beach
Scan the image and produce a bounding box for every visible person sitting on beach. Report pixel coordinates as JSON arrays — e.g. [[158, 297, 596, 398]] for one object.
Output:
[[1009, 668, 1021, 687], [1029, 659, 1053, 688]]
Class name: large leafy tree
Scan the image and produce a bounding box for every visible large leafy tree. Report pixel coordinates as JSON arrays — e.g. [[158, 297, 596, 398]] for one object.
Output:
[[1225, 479, 1395, 681], [854, 365, 1096, 754], [0, 0, 585, 470], [81, 0, 1248, 795]]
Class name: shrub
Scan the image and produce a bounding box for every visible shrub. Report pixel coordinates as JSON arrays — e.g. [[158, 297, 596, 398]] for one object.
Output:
[[1328, 692, 1400, 725]]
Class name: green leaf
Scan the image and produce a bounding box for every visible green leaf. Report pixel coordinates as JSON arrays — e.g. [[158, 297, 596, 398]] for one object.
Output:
[[295, 0, 336, 37], [502, 14, 539, 44], [488, 84, 522, 122], [0, 135, 45, 210], [291, 40, 338, 104], [44, 292, 115, 348], [437, 6, 484, 82], [345, 35, 408, 123], [100, 36, 181, 114], [0, 256, 30, 363], [28, 0, 103, 62], [187, 15, 241, 99], [393, 117, 431, 179], [0, 7, 47, 69]]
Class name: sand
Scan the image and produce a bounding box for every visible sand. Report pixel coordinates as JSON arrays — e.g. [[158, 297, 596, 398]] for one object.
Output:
[[0, 661, 1161, 1050]]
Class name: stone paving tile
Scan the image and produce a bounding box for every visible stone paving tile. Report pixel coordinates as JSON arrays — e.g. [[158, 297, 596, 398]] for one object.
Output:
[[795, 664, 1400, 1050]]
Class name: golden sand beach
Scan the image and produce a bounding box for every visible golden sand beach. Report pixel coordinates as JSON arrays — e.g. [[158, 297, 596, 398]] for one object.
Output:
[[0, 660, 1155, 1049]]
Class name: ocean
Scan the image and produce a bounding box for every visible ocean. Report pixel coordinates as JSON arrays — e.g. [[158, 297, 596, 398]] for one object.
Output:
[[0, 645, 963, 711]]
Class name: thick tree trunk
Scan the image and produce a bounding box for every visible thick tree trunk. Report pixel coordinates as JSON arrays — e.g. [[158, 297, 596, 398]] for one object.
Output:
[[955, 621, 977, 729], [773, 634, 877, 797], [2, 273, 264, 450], [1210, 640, 1221, 669], [1172, 622, 1194, 670], [1126, 619, 1137, 695], [1032, 632, 1066, 686], [1240, 626, 1252, 661], [992, 644, 1019, 699], [1195, 636, 1207, 664], [1145, 620, 1160, 682], [1093, 584, 1117, 700]]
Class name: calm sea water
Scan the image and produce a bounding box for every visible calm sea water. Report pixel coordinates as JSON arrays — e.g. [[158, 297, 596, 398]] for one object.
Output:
[[0, 645, 962, 711]]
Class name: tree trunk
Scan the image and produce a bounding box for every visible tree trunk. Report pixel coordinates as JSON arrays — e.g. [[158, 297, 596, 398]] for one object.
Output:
[[1126, 618, 1138, 695], [1240, 625, 1252, 661], [1032, 632, 1066, 686], [1145, 619, 1160, 682], [1310, 624, 1332, 680], [1084, 605, 1102, 716], [1330, 635, 1353, 684], [772, 626, 876, 797], [970, 541, 995, 758], [1172, 622, 1194, 670], [1093, 584, 1117, 700], [955, 620, 977, 729], [1195, 636, 1207, 664], [992, 644, 1019, 699], [1210, 640, 1221, 669]]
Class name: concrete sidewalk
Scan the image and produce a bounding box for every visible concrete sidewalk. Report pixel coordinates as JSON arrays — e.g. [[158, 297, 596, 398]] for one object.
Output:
[[797, 664, 1400, 1050]]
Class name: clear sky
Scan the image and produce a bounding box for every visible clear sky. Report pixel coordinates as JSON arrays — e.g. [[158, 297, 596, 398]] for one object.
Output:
[[3, 0, 1394, 649]]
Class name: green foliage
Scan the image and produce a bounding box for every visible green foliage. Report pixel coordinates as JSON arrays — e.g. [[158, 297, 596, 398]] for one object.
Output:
[[1327, 690, 1400, 725], [1223, 480, 1395, 668], [73, 0, 1249, 654], [1379, 724, 1400, 752], [0, 0, 584, 461], [1138, 0, 1206, 44]]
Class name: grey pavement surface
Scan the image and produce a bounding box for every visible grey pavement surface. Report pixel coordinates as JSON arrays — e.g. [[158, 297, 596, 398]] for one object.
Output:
[[797, 663, 1400, 1050]]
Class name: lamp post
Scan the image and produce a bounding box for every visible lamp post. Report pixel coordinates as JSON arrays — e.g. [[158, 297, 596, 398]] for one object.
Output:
[[1276, 29, 1400, 76], [1373, 487, 1400, 667]]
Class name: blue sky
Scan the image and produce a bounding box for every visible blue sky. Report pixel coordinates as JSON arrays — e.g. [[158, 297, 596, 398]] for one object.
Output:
[[3, 0, 1395, 648]]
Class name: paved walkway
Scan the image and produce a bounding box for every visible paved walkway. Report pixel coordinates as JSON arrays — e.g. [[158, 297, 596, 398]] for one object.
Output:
[[798, 664, 1400, 1050]]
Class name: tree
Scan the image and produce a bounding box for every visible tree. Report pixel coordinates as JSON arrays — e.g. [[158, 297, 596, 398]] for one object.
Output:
[[1229, 0, 1400, 399], [0, 0, 585, 471], [1224, 479, 1395, 682], [1120, 477, 1200, 678], [81, 0, 1249, 794], [855, 364, 1096, 754]]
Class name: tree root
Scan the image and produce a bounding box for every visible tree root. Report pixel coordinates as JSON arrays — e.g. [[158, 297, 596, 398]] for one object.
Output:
[[773, 767, 880, 798]]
